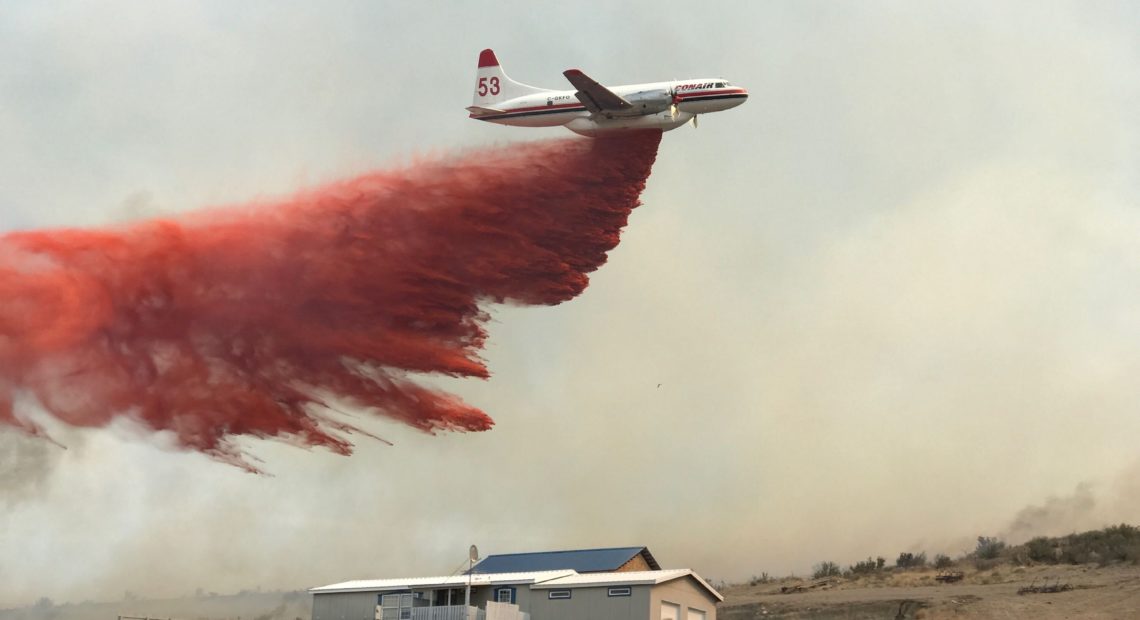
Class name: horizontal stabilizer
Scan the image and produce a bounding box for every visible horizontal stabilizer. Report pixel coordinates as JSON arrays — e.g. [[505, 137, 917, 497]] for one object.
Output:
[[466, 105, 504, 116]]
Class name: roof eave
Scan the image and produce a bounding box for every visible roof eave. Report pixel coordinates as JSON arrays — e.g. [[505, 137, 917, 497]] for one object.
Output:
[[639, 547, 661, 571]]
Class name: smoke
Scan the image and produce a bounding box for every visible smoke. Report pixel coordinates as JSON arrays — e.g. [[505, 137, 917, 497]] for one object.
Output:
[[252, 602, 288, 620], [1002, 460, 1140, 543], [0, 133, 662, 471], [1006, 483, 1098, 542], [0, 431, 62, 507]]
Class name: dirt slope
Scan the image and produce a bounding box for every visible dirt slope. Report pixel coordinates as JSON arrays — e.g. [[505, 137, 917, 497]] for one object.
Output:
[[720, 564, 1140, 619]]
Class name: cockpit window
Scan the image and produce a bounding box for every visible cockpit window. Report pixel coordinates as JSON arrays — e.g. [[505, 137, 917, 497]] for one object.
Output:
[[715, 82, 725, 88]]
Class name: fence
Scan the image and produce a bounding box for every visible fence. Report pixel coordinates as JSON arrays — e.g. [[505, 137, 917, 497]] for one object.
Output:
[[409, 606, 476, 620], [402, 604, 528, 620]]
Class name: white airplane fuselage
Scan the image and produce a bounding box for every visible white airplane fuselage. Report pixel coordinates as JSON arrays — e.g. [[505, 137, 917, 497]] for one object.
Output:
[[467, 50, 748, 137]]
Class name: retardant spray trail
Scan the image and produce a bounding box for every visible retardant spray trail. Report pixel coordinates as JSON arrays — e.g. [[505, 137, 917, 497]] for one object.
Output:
[[0, 132, 662, 470]]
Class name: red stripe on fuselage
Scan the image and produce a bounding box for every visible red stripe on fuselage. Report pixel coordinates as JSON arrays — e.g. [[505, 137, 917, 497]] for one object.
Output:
[[675, 88, 748, 100], [502, 102, 585, 114], [470, 101, 587, 120]]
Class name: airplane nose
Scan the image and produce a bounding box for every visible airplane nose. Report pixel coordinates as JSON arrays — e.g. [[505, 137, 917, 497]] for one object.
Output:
[[734, 87, 749, 108]]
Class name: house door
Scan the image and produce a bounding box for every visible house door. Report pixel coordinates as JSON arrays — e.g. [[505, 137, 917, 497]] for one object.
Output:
[[660, 602, 681, 620], [380, 593, 413, 620]]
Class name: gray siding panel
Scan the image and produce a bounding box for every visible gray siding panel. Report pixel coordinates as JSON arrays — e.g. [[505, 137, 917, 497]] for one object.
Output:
[[528, 585, 649, 620], [631, 586, 652, 619], [312, 592, 378, 620], [512, 586, 532, 612]]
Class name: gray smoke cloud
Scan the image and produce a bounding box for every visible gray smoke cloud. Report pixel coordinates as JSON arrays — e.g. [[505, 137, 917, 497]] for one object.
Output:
[[1001, 459, 1140, 544], [1006, 483, 1098, 542], [0, 432, 61, 508]]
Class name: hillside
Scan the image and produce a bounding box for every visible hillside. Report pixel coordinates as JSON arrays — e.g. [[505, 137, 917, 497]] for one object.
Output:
[[720, 524, 1140, 619]]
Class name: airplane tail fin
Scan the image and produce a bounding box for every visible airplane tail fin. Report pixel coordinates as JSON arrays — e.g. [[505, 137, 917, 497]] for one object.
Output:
[[472, 49, 551, 106]]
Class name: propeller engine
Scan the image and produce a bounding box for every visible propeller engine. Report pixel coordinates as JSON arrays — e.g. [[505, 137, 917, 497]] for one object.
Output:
[[668, 87, 697, 128]]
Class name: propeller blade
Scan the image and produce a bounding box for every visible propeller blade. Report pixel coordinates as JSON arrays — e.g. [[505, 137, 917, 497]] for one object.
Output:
[[692, 115, 699, 128]]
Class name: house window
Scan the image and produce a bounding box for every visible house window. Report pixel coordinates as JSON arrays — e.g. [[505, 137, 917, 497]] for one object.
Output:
[[687, 608, 706, 620], [548, 590, 571, 600], [607, 587, 631, 597], [379, 593, 413, 620], [496, 588, 514, 603], [433, 589, 463, 606]]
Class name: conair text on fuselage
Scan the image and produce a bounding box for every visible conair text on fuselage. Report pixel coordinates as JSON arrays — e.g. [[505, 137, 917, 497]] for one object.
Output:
[[675, 83, 716, 92]]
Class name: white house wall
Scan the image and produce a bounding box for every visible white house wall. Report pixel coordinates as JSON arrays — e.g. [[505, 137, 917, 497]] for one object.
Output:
[[648, 578, 717, 620]]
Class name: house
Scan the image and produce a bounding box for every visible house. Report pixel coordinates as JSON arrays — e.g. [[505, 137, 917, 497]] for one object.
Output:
[[310, 547, 722, 620]]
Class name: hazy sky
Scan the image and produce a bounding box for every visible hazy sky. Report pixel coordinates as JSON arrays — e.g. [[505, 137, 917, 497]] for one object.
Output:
[[2, 0, 1139, 607]]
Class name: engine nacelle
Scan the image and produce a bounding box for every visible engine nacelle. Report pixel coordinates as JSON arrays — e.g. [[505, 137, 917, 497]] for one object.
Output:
[[603, 88, 672, 118]]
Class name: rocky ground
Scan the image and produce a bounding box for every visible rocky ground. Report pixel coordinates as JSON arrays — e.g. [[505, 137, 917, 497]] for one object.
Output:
[[719, 563, 1140, 619]]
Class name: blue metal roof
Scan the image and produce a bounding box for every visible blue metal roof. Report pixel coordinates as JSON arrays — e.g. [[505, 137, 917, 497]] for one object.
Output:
[[468, 547, 659, 574]]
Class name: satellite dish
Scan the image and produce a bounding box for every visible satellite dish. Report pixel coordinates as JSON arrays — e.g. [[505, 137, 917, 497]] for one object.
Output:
[[469, 545, 479, 562]]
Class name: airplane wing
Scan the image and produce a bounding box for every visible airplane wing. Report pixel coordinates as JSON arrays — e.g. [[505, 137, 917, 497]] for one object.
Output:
[[562, 69, 633, 114]]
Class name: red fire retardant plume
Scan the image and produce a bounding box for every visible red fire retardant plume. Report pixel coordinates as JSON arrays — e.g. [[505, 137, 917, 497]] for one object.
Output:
[[0, 132, 662, 470]]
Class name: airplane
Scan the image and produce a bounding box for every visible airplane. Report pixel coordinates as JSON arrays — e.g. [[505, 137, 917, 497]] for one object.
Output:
[[466, 49, 748, 137]]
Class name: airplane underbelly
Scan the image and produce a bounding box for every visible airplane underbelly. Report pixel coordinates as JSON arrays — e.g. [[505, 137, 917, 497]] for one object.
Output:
[[677, 95, 747, 115], [564, 111, 692, 137]]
